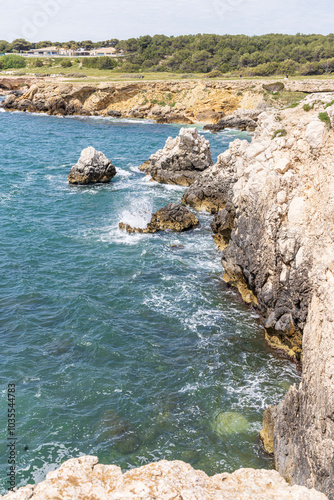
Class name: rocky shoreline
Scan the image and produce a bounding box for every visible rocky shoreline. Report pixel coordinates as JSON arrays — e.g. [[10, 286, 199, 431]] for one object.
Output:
[[1, 456, 326, 499], [1, 83, 334, 499], [2, 77, 334, 125]]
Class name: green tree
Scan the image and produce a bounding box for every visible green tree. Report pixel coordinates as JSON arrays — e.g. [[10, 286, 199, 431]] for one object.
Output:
[[9, 39, 32, 52]]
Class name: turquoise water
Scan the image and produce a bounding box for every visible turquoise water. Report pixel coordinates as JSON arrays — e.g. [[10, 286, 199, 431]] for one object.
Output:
[[0, 106, 299, 492]]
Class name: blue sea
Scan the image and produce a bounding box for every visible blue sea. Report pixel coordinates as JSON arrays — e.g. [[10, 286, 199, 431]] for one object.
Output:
[[0, 105, 299, 492]]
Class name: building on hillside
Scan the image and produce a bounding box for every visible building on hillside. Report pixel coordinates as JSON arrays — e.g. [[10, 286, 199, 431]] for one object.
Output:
[[89, 47, 122, 57], [28, 46, 60, 56], [59, 48, 90, 57]]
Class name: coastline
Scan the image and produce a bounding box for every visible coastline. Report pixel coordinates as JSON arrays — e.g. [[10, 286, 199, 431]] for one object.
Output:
[[1, 79, 333, 498], [2, 77, 334, 125]]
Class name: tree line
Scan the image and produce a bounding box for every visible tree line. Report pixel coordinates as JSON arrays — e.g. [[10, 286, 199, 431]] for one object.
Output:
[[1, 33, 334, 76]]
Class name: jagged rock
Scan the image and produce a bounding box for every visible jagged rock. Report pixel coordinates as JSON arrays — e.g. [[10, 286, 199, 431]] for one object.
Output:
[[204, 110, 260, 132], [210, 202, 236, 249], [1, 456, 326, 500], [259, 405, 277, 454], [181, 143, 244, 213], [68, 147, 116, 185], [139, 128, 213, 186], [119, 203, 199, 233]]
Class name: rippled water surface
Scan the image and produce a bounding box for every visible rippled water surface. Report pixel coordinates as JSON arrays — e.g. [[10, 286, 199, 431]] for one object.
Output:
[[0, 107, 299, 492]]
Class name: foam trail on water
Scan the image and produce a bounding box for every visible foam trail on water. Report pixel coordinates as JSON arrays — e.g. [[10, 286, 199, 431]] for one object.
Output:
[[119, 197, 153, 229]]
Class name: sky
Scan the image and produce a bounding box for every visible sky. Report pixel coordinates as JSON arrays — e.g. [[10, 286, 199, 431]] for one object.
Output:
[[1, 0, 333, 42]]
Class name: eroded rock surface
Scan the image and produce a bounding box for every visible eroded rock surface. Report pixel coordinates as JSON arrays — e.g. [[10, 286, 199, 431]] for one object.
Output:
[[68, 147, 116, 184], [182, 92, 334, 499], [139, 128, 213, 186], [1, 456, 327, 500], [204, 109, 261, 132], [119, 202, 199, 233]]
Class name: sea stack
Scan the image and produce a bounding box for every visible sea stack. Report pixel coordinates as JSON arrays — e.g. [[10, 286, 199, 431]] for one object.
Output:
[[139, 128, 213, 186], [68, 147, 116, 185]]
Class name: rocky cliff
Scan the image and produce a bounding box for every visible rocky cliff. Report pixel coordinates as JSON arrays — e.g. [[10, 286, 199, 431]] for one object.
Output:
[[183, 92, 334, 499], [1, 456, 327, 499], [3, 77, 334, 123]]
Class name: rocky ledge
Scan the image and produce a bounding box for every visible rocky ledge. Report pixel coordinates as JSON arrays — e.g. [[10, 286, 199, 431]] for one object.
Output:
[[68, 147, 116, 184], [182, 92, 334, 499], [1, 456, 327, 500], [139, 128, 213, 186], [203, 109, 261, 132], [119, 202, 199, 233]]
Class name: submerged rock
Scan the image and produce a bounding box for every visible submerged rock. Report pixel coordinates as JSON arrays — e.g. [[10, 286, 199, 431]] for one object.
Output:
[[96, 410, 140, 455], [211, 411, 249, 436], [2, 455, 326, 499], [139, 127, 213, 186], [119, 202, 199, 233], [68, 147, 116, 185]]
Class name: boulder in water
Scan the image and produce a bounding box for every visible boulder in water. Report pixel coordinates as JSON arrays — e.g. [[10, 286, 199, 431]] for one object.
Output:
[[139, 128, 213, 186], [119, 202, 199, 233], [68, 147, 116, 185]]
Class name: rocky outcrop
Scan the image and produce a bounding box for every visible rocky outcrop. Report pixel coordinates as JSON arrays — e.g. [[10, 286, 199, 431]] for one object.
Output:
[[139, 128, 213, 186], [1, 456, 327, 500], [119, 202, 199, 233], [204, 109, 261, 132], [182, 92, 334, 498], [181, 143, 241, 212], [210, 202, 236, 250], [68, 147, 116, 184]]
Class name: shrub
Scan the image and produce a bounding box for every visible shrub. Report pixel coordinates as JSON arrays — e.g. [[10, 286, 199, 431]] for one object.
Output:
[[61, 60, 72, 68], [34, 59, 43, 67], [0, 54, 26, 69], [272, 129, 287, 139], [318, 112, 331, 128], [206, 70, 223, 78], [288, 102, 299, 108], [324, 100, 334, 109], [82, 56, 117, 70]]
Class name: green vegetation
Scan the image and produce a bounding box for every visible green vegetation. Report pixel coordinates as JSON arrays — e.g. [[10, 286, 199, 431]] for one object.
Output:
[[318, 111, 331, 128], [0, 54, 26, 70], [303, 103, 313, 111], [34, 58, 43, 67], [61, 59, 72, 68], [2, 33, 334, 76], [324, 99, 334, 109], [288, 102, 300, 108], [82, 56, 117, 70], [272, 129, 287, 139]]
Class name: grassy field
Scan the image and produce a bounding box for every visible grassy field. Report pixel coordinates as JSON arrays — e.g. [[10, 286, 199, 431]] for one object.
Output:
[[2, 59, 334, 83]]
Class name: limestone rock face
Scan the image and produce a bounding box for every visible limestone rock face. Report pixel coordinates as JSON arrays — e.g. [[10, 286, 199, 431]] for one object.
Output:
[[119, 202, 199, 233], [182, 92, 334, 499], [139, 128, 213, 186], [204, 109, 260, 132], [181, 142, 244, 213], [68, 147, 116, 184], [1, 456, 327, 500]]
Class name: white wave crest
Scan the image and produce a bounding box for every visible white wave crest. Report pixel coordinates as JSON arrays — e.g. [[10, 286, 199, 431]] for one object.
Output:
[[119, 197, 153, 229]]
